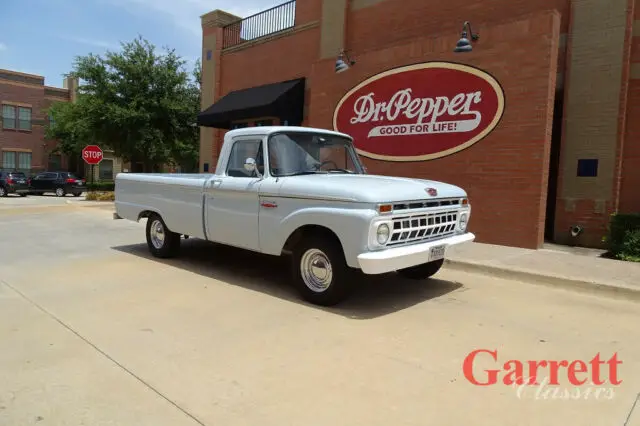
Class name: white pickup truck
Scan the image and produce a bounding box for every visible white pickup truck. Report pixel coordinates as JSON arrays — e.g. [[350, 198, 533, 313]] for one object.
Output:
[[114, 126, 475, 305]]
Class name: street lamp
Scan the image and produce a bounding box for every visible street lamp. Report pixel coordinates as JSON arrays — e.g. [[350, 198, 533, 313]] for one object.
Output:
[[454, 21, 479, 53]]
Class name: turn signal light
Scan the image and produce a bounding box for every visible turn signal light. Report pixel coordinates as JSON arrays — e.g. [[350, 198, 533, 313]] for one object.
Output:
[[462, 198, 469, 205], [377, 204, 393, 214], [6, 179, 15, 184]]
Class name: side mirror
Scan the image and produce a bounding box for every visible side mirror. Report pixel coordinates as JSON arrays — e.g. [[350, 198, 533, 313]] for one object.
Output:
[[244, 157, 256, 172]]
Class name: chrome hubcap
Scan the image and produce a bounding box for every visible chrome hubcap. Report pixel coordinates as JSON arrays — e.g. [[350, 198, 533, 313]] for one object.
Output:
[[150, 219, 166, 249], [0, 188, 5, 196], [300, 248, 333, 292], [56, 188, 64, 196]]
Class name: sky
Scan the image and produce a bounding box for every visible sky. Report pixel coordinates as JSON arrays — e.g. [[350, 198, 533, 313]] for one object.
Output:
[[0, 0, 284, 88]]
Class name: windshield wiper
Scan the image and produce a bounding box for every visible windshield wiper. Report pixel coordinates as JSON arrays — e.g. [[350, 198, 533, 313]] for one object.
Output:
[[327, 169, 354, 174], [280, 171, 327, 177]]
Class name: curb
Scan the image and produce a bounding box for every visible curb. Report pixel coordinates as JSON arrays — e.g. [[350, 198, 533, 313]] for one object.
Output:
[[443, 259, 640, 302]]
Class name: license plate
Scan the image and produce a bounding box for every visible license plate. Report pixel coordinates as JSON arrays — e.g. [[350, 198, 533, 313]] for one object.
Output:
[[17, 180, 25, 184], [428, 245, 446, 262], [77, 181, 83, 185]]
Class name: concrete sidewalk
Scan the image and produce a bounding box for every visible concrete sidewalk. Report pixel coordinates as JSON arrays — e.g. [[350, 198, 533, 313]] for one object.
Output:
[[445, 241, 640, 301]]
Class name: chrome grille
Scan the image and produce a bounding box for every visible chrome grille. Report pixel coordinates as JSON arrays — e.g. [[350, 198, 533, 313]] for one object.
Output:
[[392, 198, 460, 212], [388, 210, 458, 246]]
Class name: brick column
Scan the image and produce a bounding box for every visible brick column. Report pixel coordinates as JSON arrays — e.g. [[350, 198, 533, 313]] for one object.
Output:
[[199, 10, 240, 173]]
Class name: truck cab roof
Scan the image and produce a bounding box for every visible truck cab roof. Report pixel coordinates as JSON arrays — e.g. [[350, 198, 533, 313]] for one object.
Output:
[[224, 126, 353, 140]]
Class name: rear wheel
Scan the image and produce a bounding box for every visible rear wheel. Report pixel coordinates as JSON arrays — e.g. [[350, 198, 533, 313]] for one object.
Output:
[[291, 233, 352, 306], [55, 187, 66, 197], [0, 186, 6, 197], [73, 192, 82, 197], [145, 213, 181, 258], [397, 259, 445, 280]]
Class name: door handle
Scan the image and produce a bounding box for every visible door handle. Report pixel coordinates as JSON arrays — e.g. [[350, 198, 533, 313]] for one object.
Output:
[[210, 179, 222, 188]]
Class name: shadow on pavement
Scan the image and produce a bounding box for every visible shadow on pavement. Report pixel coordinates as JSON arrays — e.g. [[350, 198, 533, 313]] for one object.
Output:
[[111, 238, 463, 320]]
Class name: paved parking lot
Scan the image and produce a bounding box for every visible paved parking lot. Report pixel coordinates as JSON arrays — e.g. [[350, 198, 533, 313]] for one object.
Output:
[[1, 202, 639, 425]]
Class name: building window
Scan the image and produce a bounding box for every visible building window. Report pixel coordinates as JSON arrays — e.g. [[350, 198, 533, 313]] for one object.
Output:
[[99, 159, 114, 180], [231, 122, 249, 129], [1, 105, 31, 131], [18, 107, 32, 131], [1, 151, 30, 172], [18, 152, 31, 170], [2, 151, 16, 169], [2, 105, 16, 129], [48, 112, 56, 129], [254, 119, 273, 127]]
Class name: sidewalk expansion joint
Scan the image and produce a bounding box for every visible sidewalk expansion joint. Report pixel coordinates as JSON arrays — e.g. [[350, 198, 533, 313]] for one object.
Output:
[[0, 279, 208, 426]]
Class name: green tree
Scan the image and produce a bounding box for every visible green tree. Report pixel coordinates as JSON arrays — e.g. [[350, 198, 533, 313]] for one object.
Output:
[[46, 36, 201, 172]]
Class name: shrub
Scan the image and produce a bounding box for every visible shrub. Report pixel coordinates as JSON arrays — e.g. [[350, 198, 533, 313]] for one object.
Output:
[[604, 213, 640, 262], [86, 181, 115, 192], [86, 191, 114, 201]]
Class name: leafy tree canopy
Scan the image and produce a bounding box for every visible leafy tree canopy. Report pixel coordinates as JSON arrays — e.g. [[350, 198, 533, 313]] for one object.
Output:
[[46, 36, 201, 172]]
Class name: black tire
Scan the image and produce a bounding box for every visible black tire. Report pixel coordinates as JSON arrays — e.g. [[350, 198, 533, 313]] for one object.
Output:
[[291, 233, 353, 306], [397, 259, 445, 280], [145, 213, 181, 258], [73, 192, 82, 197], [0, 186, 6, 197], [55, 187, 66, 197], [19, 193, 27, 197]]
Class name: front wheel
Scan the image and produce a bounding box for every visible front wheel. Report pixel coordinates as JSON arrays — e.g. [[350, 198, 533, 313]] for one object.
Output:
[[397, 259, 445, 280], [145, 214, 181, 258], [291, 234, 352, 306]]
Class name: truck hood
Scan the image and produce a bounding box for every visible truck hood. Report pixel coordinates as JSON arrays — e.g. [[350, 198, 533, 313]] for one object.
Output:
[[277, 174, 466, 203]]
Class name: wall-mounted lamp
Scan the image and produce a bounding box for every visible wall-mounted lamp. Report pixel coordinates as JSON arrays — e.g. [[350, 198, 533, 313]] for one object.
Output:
[[335, 49, 356, 73], [454, 21, 479, 53]]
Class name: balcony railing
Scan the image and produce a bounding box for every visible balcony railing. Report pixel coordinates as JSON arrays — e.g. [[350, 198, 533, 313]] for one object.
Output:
[[222, 0, 296, 49]]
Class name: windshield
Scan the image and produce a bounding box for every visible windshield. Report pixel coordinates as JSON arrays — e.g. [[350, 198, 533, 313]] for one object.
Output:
[[267, 132, 364, 177]]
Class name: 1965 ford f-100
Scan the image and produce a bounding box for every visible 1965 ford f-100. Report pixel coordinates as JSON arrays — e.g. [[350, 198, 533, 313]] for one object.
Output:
[[114, 126, 475, 305]]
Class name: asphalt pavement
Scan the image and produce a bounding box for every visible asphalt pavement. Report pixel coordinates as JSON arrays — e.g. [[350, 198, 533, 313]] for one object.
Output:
[[1, 202, 639, 426]]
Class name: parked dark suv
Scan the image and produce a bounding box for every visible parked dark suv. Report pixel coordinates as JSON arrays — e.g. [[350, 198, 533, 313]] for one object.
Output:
[[28, 172, 85, 197], [0, 171, 29, 197]]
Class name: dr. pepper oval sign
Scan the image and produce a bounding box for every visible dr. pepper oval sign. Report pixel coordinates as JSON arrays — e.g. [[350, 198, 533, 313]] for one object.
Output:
[[333, 61, 505, 162]]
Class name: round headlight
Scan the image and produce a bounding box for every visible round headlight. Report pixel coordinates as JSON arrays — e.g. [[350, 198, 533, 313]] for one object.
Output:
[[459, 213, 468, 231], [376, 223, 390, 244]]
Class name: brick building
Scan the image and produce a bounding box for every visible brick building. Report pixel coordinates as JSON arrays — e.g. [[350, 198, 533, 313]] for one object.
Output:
[[196, 0, 640, 250], [0, 68, 124, 181]]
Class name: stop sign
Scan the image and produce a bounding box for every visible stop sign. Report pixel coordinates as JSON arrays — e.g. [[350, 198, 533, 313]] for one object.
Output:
[[82, 145, 103, 165]]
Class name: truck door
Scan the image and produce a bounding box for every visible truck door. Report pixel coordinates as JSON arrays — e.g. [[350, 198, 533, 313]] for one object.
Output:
[[204, 137, 263, 251]]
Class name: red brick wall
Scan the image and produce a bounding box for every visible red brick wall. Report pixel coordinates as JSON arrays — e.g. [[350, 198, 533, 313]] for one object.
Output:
[[619, 0, 640, 213], [220, 27, 320, 93], [0, 82, 47, 169], [347, 0, 570, 55], [0, 80, 70, 171], [620, 82, 640, 213], [309, 10, 561, 249]]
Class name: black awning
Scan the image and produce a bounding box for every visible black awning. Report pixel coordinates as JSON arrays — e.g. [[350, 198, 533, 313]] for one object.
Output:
[[197, 78, 306, 129]]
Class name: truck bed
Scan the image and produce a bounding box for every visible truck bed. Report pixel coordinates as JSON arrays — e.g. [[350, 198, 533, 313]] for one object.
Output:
[[115, 173, 211, 239]]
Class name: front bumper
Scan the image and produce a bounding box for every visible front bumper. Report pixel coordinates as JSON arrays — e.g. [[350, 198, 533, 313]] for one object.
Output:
[[357, 232, 475, 274]]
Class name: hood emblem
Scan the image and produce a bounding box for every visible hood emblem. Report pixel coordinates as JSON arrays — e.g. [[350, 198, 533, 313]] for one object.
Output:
[[425, 187, 438, 196]]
